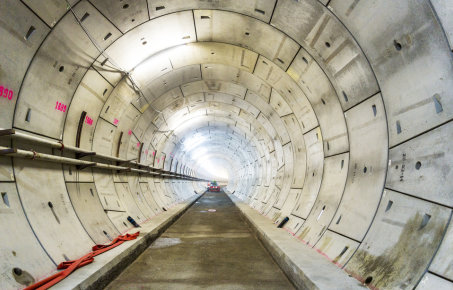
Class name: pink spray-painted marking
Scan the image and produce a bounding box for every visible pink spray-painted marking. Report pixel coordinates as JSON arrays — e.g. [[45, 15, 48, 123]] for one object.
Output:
[[55, 101, 67, 112], [85, 116, 93, 126], [136, 142, 141, 148], [128, 130, 132, 135], [113, 118, 119, 125], [152, 151, 155, 156], [0, 85, 14, 100]]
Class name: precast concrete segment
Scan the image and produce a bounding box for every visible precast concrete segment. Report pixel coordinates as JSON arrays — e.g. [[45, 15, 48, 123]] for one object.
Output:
[[106, 191, 295, 290]]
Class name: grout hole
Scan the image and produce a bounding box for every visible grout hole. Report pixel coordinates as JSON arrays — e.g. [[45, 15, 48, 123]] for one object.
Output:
[[385, 200, 393, 212], [302, 56, 308, 64], [339, 246, 349, 256], [48, 201, 53, 208], [420, 214, 431, 229], [336, 215, 342, 224], [321, 98, 326, 105], [123, 222, 127, 227], [101, 58, 108, 66], [59, 66, 64, 72], [142, 41, 147, 45], [276, 58, 285, 64], [415, 161, 422, 170], [365, 276, 373, 285], [396, 120, 402, 134], [122, 4, 129, 9], [103, 32, 112, 41], [103, 88, 108, 96], [131, 18, 135, 22], [342, 91, 348, 102], [372, 104, 377, 116], [433, 94, 443, 113], [341, 159, 344, 169], [363, 166, 367, 173], [1, 192, 10, 207], [254, 8, 265, 15], [89, 188, 94, 196], [325, 42, 331, 48], [25, 26, 36, 40], [105, 106, 110, 113], [80, 12, 90, 22], [394, 40, 402, 51], [245, 32, 250, 36], [25, 108, 31, 122], [155, 6, 165, 10], [201, 15, 210, 19]]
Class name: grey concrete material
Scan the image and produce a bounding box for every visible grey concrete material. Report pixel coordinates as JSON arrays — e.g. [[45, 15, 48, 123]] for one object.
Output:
[[14, 0, 120, 140], [13, 142, 96, 263], [329, 94, 388, 241], [345, 189, 451, 289], [329, 0, 453, 147], [296, 153, 349, 247], [431, 0, 453, 49], [106, 191, 294, 290], [148, 0, 276, 23], [50, 193, 201, 290], [386, 120, 453, 207], [291, 128, 324, 219], [416, 273, 453, 290], [271, 0, 379, 111], [228, 193, 362, 290], [89, 0, 149, 33], [66, 182, 120, 244], [0, 182, 56, 289], [62, 69, 112, 151], [314, 230, 359, 269], [0, 0, 50, 129], [194, 10, 299, 71], [99, 11, 196, 72], [429, 214, 453, 280]]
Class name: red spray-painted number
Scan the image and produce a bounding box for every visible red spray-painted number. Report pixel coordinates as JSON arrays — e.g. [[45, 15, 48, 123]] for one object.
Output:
[[55, 101, 67, 112], [0, 86, 14, 100], [85, 116, 93, 126]]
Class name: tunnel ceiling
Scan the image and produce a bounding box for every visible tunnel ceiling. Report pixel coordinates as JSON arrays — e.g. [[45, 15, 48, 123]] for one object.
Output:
[[1, 0, 453, 289]]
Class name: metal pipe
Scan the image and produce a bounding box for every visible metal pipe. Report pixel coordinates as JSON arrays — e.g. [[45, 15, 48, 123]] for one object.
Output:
[[0, 145, 206, 181]]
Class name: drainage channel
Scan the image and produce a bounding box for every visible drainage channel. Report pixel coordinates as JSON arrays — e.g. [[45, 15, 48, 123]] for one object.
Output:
[[105, 191, 295, 289]]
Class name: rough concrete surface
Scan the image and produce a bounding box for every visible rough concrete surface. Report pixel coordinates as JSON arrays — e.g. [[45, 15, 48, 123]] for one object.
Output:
[[105, 191, 294, 289]]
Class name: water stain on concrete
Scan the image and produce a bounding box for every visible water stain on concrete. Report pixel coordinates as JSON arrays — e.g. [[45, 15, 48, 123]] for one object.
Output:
[[346, 211, 447, 289]]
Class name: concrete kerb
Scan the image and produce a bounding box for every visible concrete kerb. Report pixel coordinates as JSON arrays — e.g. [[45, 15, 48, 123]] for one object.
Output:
[[226, 193, 362, 290], [51, 192, 205, 290]]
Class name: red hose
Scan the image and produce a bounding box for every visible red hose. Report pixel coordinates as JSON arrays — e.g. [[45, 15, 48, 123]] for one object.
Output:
[[24, 232, 140, 290]]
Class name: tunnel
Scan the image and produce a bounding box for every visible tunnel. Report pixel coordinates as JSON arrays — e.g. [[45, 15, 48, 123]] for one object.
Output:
[[0, 0, 453, 289]]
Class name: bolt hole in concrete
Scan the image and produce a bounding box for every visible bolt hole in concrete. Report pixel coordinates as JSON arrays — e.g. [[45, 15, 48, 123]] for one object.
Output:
[[394, 40, 402, 51], [59, 66, 64, 72], [122, 4, 129, 9], [415, 161, 422, 170], [365, 276, 373, 285]]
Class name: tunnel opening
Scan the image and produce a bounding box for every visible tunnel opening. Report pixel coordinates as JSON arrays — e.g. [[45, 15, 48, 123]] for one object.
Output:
[[0, 0, 453, 289]]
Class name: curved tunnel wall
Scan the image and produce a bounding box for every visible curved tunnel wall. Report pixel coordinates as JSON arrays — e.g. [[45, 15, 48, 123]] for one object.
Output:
[[0, 0, 453, 289]]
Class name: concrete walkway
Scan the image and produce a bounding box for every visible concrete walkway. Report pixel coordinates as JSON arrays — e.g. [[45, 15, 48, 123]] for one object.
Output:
[[105, 191, 294, 289]]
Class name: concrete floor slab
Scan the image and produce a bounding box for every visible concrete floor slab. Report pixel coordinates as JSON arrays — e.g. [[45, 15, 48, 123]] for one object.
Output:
[[106, 191, 294, 290]]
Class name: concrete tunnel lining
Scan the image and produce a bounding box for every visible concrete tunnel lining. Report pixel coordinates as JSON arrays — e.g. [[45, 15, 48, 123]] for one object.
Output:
[[1, 0, 453, 289]]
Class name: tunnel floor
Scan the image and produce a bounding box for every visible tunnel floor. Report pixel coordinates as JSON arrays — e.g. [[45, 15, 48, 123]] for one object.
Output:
[[105, 191, 294, 289]]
